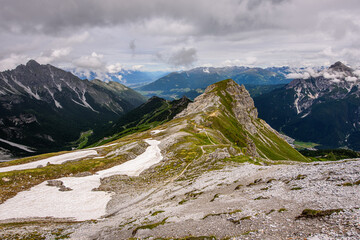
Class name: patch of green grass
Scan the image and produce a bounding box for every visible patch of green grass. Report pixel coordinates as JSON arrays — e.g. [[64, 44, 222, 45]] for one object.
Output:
[[72, 130, 93, 149], [234, 184, 243, 190], [300, 148, 360, 161], [254, 196, 269, 200], [266, 209, 275, 215], [294, 141, 319, 150], [340, 180, 360, 186], [210, 193, 220, 202], [242, 229, 258, 235], [290, 187, 302, 190], [295, 174, 307, 180], [278, 208, 287, 213], [296, 209, 343, 219], [151, 210, 165, 216], [203, 209, 242, 219], [132, 217, 168, 236], [240, 216, 251, 220], [179, 199, 188, 205]]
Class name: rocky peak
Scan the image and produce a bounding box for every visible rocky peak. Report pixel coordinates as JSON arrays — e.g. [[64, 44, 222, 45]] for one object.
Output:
[[25, 59, 41, 68], [329, 61, 353, 73], [176, 79, 259, 134]]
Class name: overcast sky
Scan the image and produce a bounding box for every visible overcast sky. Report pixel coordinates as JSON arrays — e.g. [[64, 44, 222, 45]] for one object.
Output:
[[1, 0, 360, 74]]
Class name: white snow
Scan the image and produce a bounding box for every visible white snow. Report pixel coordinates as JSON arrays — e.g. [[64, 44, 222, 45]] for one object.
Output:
[[0, 139, 162, 221], [203, 68, 210, 73], [151, 129, 165, 134], [0, 150, 98, 173], [0, 138, 35, 153], [0, 73, 19, 94], [44, 86, 62, 108], [301, 111, 311, 118], [11, 75, 41, 100], [48, 66, 62, 91]]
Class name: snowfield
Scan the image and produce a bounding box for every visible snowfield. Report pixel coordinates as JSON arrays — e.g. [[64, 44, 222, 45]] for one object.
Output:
[[0, 139, 162, 221], [0, 138, 35, 153], [0, 150, 98, 173]]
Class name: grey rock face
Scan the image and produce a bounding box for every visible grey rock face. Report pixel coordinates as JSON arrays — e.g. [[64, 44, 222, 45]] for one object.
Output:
[[47, 180, 64, 187], [0, 60, 146, 157]]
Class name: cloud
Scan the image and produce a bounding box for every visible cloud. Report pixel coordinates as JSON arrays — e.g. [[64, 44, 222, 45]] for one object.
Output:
[[131, 65, 144, 71], [73, 52, 105, 70], [36, 48, 72, 64], [1, 0, 360, 71], [129, 40, 136, 56], [0, 54, 29, 71], [166, 47, 198, 67], [106, 63, 123, 73]]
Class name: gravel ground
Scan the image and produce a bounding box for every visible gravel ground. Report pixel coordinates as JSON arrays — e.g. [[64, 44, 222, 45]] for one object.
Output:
[[64, 159, 360, 240]]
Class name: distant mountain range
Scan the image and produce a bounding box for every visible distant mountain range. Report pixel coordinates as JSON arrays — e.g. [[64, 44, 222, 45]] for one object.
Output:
[[73, 69, 168, 87], [0, 60, 146, 158], [137, 66, 292, 99], [254, 61, 360, 150]]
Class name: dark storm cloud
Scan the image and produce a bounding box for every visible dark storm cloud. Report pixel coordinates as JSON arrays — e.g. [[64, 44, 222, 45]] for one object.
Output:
[[1, 0, 360, 71], [168, 47, 197, 67], [156, 47, 197, 67], [0, 0, 291, 35]]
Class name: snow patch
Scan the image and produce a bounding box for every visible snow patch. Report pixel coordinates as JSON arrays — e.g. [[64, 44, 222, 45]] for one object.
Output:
[[203, 68, 210, 73], [301, 111, 311, 118], [11, 75, 41, 100], [0, 139, 162, 221], [0, 73, 19, 94], [0, 138, 35, 153], [48, 66, 62, 91], [44, 86, 62, 108], [0, 150, 98, 172], [151, 130, 165, 134]]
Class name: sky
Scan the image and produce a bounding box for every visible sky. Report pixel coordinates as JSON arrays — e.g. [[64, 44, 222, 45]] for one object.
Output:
[[1, 0, 360, 76]]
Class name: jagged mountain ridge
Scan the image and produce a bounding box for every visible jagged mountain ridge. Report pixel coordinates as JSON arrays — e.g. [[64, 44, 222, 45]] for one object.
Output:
[[138, 66, 291, 99], [0, 60, 146, 157], [254, 61, 360, 150], [73, 68, 168, 87]]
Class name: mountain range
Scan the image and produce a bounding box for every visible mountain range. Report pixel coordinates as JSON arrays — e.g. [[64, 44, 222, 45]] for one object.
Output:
[[137, 66, 291, 99], [254, 61, 360, 150], [74, 69, 168, 87], [0, 60, 146, 158]]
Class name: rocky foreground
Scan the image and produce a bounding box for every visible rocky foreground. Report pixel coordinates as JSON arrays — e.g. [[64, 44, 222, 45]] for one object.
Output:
[[1, 159, 359, 239]]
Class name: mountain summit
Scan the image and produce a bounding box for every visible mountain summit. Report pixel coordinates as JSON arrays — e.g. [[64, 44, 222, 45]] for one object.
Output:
[[0, 61, 146, 157], [329, 61, 353, 73], [176, 79, 307, 160], [255, 61, 360, 150]]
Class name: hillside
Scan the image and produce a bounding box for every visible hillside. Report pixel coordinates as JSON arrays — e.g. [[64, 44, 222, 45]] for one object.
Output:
[[2, 80, 359, 239], [254, 61, 360, 150], [0, 60, 146, 158], [85, 95, 191, 147]]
